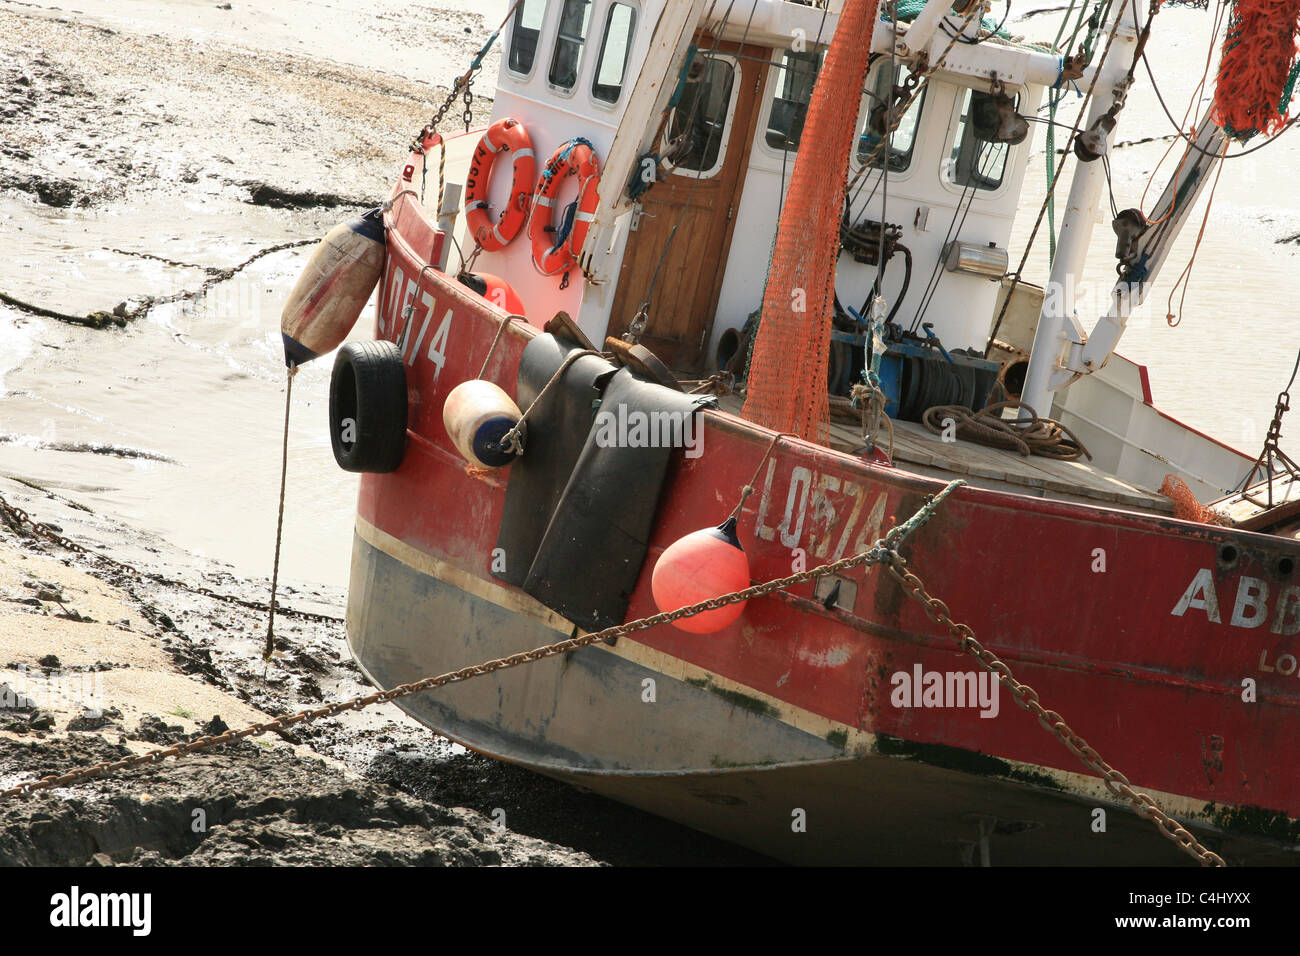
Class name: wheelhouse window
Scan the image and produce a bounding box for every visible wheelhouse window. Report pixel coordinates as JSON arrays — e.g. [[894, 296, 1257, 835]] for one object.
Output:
[[507, 0, 546, 76], [947, 88, 1015, 191], [592, 2, 637, 104], [765, 49, 822, 150], [549, 0, 593, 92], [856, 61, 925, 171], [664, 55, 735, 175]]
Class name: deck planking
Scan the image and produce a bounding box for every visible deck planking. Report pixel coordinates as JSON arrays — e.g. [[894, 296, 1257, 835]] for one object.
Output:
[[713, 394, 1171, 514]]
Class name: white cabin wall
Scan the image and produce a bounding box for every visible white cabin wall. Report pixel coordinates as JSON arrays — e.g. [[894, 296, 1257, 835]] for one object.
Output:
[[710, 58, 1044, 364], [468, 0, 663, 342], [837, 77, 1044, 353]]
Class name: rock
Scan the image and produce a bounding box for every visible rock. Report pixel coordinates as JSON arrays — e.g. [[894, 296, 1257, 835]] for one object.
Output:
[[201, 715, 229, 735], [35, 588, 63, 603], [0, 682, 36, 711], [67, 707, 123, 732], [37, 654, 60, 668], [132, 715, 186, 743], [27, 711, 55, 731], [89, 853, 116, 867], [474, 846, 503, 865]]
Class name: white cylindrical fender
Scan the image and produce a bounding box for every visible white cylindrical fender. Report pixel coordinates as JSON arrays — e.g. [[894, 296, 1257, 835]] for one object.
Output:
[[281, 207, 385, 366], [442, 379, 525, 469]]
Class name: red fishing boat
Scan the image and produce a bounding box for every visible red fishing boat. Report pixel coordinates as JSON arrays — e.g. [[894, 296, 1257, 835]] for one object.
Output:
[[283, 0, 1300, 863]]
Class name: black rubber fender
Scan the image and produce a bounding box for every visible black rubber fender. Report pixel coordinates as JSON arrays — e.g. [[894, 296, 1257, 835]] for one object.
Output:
[[329, 340, 408, 473]]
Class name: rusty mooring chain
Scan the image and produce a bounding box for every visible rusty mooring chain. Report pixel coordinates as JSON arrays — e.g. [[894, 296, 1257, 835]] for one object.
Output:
[[885, 562, 1226, 867], [0, 480, 1226, 865], [0, 493, 341, 625], [0, 483, 961, 801]]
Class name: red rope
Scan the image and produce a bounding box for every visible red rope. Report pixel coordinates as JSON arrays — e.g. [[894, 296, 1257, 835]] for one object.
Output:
[[1210, 0, 1300, 137], [742, 0, 881, 442]]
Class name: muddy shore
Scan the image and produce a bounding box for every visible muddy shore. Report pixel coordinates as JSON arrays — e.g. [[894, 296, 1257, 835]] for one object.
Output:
[[0, 1, 770, 865], [0, 454, 769, 866]]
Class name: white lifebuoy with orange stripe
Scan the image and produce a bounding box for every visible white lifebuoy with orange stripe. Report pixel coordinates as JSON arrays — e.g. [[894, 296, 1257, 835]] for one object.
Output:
[[465, 118, 535, 252], [529, 138, 601, 280]]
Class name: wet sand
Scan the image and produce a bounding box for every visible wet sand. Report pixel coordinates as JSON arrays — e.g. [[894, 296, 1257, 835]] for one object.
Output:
[[0, 0, 770, 865], [0, 482, 773, 865]]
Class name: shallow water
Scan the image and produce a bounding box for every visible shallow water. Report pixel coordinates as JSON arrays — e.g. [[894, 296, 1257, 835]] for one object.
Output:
[[1008, 4, 1300, 455], [0, 209, 370, 588]]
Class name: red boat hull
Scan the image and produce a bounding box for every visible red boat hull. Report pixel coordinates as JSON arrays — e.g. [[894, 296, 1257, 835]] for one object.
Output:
[[345, 190, 1300, 864]]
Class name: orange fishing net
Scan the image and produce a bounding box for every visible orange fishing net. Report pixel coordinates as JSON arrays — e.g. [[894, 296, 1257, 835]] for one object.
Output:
[[1159, 474, 1231, 525], [742, 0, 880, 441], [1210, 0, 1300, 138]]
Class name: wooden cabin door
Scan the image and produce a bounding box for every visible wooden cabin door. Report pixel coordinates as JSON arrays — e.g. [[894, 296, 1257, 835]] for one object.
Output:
[[607, 38, 765, 372]]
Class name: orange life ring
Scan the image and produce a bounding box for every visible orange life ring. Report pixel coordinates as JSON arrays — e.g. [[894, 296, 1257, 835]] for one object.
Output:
[[465, 118, 535, 252], [529, 138, 601, 279]]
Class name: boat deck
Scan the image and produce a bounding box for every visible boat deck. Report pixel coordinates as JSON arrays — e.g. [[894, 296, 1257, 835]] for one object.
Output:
[[1214, 471, 1300, 534], [715, 394, 1173, 515]]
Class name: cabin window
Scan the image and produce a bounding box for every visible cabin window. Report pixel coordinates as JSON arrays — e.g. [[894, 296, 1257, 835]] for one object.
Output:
[[549, 0, 593, 92], [664, 55, 735, 175], [857, 61, 924, 171], [765, 49, 822, 150], [592, 3, 637, 104], [508, 0, 547, 76], [947, 88, 1015, 191]]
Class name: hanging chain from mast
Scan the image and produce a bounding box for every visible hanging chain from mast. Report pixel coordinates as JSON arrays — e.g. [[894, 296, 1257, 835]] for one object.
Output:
[[1239, 347, 1300, 507], [412, 0, 525, 148]]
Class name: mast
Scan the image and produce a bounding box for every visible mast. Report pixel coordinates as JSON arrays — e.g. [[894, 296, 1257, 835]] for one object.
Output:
[[1019, 0, 1142, 418]]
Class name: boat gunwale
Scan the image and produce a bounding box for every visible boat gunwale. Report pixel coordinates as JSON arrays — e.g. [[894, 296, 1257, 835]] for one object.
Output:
[[381, 171, 1300, 559]]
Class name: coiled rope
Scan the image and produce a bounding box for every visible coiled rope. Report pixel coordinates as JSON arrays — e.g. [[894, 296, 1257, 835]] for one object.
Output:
[[922, 400, 1091, 460]]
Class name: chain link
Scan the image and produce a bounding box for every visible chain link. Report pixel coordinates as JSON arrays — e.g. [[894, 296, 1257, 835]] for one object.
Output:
[[0, 493, 341, 625], [0, 479, 1230, 865], [884, 562, 1226, 867], [0, 483, 962, 800]]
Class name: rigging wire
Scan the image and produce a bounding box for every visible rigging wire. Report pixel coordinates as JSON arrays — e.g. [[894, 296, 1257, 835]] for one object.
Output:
[[878, 0, 898, 296], [1136, 0, 1226, 227], [1162, 136, 1229, 325], [908, 162, 984, 332], [1101, 152, 1120, 219], [1137, 13, 1299, 161], [983, 0, 1129, 356], [938, 0, 1012, 44]]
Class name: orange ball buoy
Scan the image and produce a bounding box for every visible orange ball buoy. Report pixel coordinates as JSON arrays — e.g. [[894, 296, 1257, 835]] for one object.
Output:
[[651, 516, 750, 634], [458, 271, 526, 317]]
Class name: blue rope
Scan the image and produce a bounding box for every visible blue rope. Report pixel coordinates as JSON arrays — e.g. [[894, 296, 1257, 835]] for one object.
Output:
[[542, 138, 597, 255]]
